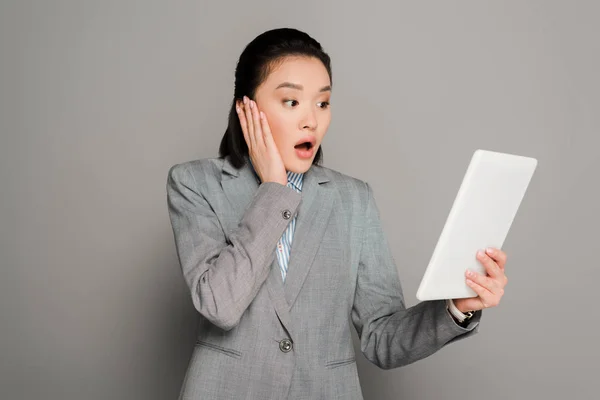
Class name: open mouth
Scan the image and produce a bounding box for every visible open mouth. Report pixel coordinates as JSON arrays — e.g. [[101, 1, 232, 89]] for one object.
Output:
[[294, 142, 314, 150], [294, 136, 317, 151]]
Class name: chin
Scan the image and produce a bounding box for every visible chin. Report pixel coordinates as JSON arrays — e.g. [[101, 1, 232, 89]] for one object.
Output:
[[284, 158, 313, 174]]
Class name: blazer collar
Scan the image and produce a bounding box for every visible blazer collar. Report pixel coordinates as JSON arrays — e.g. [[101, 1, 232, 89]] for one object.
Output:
[[222, 155, 330, 185], [220, 155, 334, 337]]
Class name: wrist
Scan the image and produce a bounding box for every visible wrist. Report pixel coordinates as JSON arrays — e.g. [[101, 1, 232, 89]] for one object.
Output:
[[261, 177, 287, 186], [453, 300, 469, 314], [446, 299, 475, 325]]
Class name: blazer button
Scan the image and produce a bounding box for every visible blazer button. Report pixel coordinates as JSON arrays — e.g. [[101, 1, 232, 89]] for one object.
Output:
[[279, 339, 293, 353], [282, 210, 292, 220]]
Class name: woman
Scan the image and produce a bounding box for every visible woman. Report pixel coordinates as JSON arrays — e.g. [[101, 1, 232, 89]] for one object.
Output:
[[166, 27, 508, 400]]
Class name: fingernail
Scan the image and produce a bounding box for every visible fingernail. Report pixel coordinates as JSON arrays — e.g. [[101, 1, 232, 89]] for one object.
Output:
[[466, 270, 474, 277], [249, 101, 254, 109], [260, 111, 265, 119], [486, 247, 494, 254], [236, 106, 240, 113], [243, 96, 248, 104], [477, 250, 485, 258]]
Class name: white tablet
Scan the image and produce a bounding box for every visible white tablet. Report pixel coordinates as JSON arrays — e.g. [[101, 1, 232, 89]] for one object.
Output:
[[416, 149, 538, 301]]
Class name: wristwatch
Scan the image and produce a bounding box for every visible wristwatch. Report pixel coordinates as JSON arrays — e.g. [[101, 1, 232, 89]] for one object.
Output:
[[446, 299, 475, 326]]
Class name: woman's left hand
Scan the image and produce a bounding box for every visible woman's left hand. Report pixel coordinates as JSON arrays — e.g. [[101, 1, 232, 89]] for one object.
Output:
[[453, 248, 508, 313]]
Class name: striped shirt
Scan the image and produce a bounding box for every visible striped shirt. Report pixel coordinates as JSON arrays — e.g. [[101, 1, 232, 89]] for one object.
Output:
[[276, 171, 304, 281]]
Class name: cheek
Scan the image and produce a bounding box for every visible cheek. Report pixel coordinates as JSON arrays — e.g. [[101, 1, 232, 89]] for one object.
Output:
[[265, 114, 293, 148], [317, 113, 331, 139]]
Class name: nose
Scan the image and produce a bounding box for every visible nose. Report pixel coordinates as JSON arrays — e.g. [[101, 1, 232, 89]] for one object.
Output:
[[300, 107, 318, 131]]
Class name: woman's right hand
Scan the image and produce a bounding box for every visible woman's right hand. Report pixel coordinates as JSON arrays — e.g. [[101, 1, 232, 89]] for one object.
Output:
[[236, 96, 288, 186]]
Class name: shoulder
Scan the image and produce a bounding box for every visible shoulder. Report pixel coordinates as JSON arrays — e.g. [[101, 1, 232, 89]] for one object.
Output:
[[312, 164, 372, 210], [167, 157, 224, 190]]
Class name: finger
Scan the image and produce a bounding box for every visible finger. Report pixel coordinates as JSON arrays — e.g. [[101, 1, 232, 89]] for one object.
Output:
[[243, 97, 256, 150], [250, 100, 265, 148], [477, 250, 503, 280], [466, 278, 497, 308], [466, 269, 507, 302], [259, 111, 275, 147], [236, 101, 251, 151], [465, 269, 496, 295], [486, 247, 507, 270]]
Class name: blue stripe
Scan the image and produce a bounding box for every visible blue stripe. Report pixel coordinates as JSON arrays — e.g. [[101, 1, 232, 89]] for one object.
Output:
[[277, 171, 304, 280]]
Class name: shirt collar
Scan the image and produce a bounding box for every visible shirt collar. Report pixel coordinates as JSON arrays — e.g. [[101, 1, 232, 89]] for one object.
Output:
[[287, 170, 304, 192]]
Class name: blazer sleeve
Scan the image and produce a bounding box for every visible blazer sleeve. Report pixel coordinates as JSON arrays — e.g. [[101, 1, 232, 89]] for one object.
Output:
[[166, 163, 301, 331], [351, 182, 482, 370]]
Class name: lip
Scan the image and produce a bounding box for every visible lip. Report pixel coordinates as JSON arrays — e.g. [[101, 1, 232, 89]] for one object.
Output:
[[294, 136, 317, 160], [295, 146, 315, 159], [294, 136, 317, 148]]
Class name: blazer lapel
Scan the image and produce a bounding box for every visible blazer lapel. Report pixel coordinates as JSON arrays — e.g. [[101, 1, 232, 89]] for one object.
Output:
[[283, 165, 334, 310], [220, 156, 295, 338], [265, 259, 295, 338]]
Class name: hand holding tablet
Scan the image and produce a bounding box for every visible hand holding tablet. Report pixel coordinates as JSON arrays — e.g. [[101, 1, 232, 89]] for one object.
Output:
[[416, 149, 538, 303]]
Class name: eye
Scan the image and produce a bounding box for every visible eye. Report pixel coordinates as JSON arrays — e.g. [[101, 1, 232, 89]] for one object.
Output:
[[318, 101, 330, 109], [283, 99, 299, 107]]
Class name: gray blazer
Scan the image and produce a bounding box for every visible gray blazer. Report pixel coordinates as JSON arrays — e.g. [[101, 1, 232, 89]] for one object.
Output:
[[166, 156, 481, 400]]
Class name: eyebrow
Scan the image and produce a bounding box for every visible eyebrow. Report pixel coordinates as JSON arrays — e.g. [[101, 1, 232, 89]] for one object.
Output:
[[275, 82, 332, 92]]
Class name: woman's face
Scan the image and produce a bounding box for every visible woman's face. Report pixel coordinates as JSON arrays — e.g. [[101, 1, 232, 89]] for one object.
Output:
[[253, 56, 331, 174]]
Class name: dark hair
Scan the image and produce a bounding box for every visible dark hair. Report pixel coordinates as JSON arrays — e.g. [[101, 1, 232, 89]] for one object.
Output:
[[218, 28, 332, 169]]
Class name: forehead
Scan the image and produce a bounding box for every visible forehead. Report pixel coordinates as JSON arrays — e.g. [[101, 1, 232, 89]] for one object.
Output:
[[261, 56, 330, 90]]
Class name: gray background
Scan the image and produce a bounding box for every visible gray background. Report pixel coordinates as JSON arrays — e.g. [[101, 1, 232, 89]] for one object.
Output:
[[1, 1, 598, 399]]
